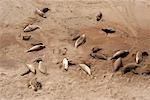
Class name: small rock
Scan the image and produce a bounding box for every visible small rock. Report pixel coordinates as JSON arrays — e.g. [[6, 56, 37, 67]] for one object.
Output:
[[33, 58, 43, 63], [22, 35, 31, 40]]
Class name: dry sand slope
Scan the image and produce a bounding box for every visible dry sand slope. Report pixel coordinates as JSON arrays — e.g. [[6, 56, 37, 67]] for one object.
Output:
[[0, 0, 150, 100]]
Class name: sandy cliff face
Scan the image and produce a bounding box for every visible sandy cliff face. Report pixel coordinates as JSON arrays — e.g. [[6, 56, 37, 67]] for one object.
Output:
[[0, 0, 150, 100]]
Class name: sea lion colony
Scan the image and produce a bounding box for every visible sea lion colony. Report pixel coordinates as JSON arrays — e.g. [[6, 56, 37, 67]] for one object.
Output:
[[20, 7, 149, 91]]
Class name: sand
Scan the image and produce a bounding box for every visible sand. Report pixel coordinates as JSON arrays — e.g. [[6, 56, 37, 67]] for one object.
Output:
[[0, 0, 150, 100]]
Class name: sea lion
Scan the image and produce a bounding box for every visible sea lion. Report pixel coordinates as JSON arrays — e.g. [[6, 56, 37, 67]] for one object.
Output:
[[102, 28, 116, 34], [132, 64, 150, 75], [92, 47, 102, 53], [72, 34, 80, 41], [109, 50, 129, 60], [28, 77, 42, 91], [121, 63, 141, 74], [20, 66, 31, 76], [35, 8, 46, 18], [38, 61, 47, 74], [136, 51, 143, 64], [79, 64, 91, 75], [27, 45, 45, 52], [63, 58, 69, 71], [26, 64, 36, 74], [41, 7, 49, 13], [24, 24, 40, 32], [96, 12, 102, 21], [90, 52, 107, 60], [75, 34, 86, 48], [31, 42, 43, 46], [113, 57, 123, 72]]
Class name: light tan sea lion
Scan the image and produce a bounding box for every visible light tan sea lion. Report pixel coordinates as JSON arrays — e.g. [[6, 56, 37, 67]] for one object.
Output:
[[35, 8, 46, 18], [63, 58, 69, 71], [109, 50, 129, 60], [24, 24, 40, 32], [113, 57, 123, 72], [75, 34, 86, 48], [38, 61, 47, 74], [27, 45, 45, 52], [136, 51, 143, 64], [79, 64, 91, 75], [26, 64, 36, 74]]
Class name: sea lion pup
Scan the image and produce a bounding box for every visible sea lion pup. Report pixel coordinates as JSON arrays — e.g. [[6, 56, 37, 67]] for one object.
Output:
[[28, 77, 42, 91], [24, 24, 40, 32], [113, 57, 123, 72], [26, 64, 36, 74], [101, 28, 116, 34], [121, 63, 141, 74], [38, 61, 47, 74], [109, 50, 129, 60], [136, 51, 143, 64], [96, 12, 102, 21], [63, 58, 69, 71], [35, 8, 46, 18], [79, 64, 91, 75], [27, 44, 45, 52], [90, 52, 107, 60], [75, 34, 86, 48]]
